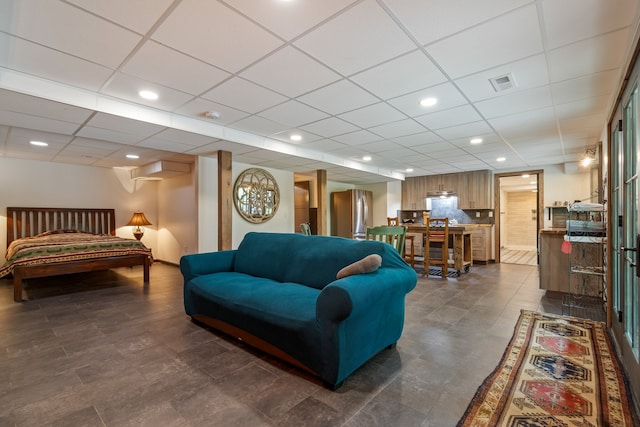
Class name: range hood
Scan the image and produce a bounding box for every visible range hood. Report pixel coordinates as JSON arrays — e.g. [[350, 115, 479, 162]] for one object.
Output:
[[130, 160, 191, 180], [426, 190, 457, 199]]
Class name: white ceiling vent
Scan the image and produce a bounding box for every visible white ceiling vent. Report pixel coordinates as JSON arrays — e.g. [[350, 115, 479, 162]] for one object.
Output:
[[130, 160, 191, 180], [489, 73, 517, 92]]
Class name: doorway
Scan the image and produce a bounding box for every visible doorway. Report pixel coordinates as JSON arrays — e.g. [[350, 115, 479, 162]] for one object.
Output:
[[494, 170, 544, 265]]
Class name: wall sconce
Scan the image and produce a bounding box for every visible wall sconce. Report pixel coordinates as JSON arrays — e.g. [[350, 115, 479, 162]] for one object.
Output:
[[126, 211, 152, 240], [580, 147, 597, 167]]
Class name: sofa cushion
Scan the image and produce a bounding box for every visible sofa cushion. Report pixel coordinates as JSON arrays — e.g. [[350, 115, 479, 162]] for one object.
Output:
[[233, 232, 388, 289], [336, 254, 382, 279]]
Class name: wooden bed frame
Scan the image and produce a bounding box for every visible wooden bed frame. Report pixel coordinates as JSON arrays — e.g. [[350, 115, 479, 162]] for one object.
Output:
[[6, 207, 150, 302]]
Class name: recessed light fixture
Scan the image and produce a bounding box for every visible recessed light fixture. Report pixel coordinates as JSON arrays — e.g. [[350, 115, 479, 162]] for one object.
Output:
[[363, 155, 372, 161], [30, 140, 48, 147], [204, 111, 221, 119], [419, 97, 437, 107], [496, 157, 506, 162], [126, 154, 140, 159], [470, 138, 483, 144], [138, 90, 158, 100], [290, 134, 302, 142], [406, 168, 414, 173]]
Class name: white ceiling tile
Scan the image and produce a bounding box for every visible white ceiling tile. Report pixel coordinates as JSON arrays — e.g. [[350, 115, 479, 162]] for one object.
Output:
[[0, 0, 141, 68], [223, 0, 355, 40], [85, 113, 165, 137], [489, 107, 558, 139], [547, 30, 630, 82], [294, 0, 416, 76], [136, 138, 194, 153], [269, 129, 322, 145], [102, 73, 195, 111], [121, 41, 231, 96], [258, 101, 329, 128], [350, 50, 447, 99], [388, 82, 469, 117], [299, 138, 348, 152], [228, 116, 288, 136], [475, 86, 553, 119], [0, 111, 82, 135], [551, 70, 619, 105], [390, 132, 444, 147], [338, 103, 406, 128], [542, 0, 639, 48], [454, 54, 550, 102], [332, 130, 383, 145], [415, 105, 483, 131], [0, 89, 93, 124], [66, 0, 175, 34], [0, 34, 114, 92], [297, 79, 379, 115], [300, 117, 359, 138], [384, 0, 531, 45], [368, 119, 426, 139], [147, 128, 218, 148], [202, 78, 287, 114], [240, 46, 340, 98], [152, 0, 283, 73], [426, 4, 543, 79], [434, 121, 494, 140], [555, 95, 609, 120]]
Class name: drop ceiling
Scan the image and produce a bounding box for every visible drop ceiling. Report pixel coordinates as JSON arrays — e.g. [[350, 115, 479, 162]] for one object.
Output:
[[0, 0, 638, 184]]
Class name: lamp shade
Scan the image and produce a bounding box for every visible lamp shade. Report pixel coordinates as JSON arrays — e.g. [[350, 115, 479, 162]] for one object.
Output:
[[126, 212, 152, 227]]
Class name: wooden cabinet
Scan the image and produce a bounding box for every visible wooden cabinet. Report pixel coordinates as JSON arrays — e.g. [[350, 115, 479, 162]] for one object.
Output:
[[468, 225, 493, 262], [539, 229, 569, 292], [402, 173, 458, 209], [402, 170, 491, 210], [458, 170, 492, 209]]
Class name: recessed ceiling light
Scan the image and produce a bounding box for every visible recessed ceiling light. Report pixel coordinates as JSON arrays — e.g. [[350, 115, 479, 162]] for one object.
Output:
[[204, 111, 221, 119], [496, 157, 506, 162], [470, 138, 483, 144], [126, 154, 140, 159], [419, 97, 437, 107], [290, 134, 302, 142], [406, 168, 414, 173], [363, 155, 372, 161], [30, 141, 48, 147], [138, 90, 158, 100]]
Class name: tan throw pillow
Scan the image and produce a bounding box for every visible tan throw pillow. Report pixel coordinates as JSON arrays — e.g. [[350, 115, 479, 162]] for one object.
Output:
[[336, 254, 382, 279]]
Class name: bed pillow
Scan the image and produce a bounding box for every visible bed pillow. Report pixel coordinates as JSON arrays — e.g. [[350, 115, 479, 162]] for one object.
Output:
[[336, 254, 382, 279]]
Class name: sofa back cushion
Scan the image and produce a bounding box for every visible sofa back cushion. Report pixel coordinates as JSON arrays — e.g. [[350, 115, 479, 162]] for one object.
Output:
[[234, 232, 397, 289]]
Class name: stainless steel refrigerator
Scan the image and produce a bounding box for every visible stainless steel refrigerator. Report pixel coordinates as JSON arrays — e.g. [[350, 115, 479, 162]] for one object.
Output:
[[330, 189, 373, 239]]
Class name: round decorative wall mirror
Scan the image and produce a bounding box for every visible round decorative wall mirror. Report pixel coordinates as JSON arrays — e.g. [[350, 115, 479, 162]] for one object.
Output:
[[233, 168, 280, 223]]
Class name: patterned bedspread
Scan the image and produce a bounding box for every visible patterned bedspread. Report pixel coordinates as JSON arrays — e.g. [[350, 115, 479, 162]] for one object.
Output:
[[0, 231, 152, 278]]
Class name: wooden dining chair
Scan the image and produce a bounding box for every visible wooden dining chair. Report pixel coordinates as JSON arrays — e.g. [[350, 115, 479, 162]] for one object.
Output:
[[366, 225, 406, 256], [387, 217, 416, 268], [425, 217, 449, 278]]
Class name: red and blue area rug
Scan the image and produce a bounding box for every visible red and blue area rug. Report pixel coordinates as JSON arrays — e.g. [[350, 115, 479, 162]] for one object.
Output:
[[458, 310, 636, 426]]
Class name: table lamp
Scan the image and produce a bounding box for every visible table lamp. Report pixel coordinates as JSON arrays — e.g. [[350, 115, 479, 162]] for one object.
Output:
[[126, 211, 151, 240]]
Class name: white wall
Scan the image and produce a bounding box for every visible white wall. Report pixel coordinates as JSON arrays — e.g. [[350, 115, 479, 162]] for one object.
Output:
[[0, 156, 159, 256], [157, 169, 197, 264], [196, 157, 295, 251]]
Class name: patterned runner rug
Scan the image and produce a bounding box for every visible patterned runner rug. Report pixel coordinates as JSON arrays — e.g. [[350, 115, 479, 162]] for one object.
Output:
[[458, 310, 636, 426]]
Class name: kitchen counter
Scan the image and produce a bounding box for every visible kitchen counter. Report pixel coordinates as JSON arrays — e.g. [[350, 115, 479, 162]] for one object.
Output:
[[540, 228, 566, 235]]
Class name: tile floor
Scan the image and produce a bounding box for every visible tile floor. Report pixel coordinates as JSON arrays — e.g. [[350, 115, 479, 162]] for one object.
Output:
[[0, 261, 592, 426]]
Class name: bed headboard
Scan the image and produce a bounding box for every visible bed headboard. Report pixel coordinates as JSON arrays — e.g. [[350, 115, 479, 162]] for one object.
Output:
[[7, 207, 116, 244]]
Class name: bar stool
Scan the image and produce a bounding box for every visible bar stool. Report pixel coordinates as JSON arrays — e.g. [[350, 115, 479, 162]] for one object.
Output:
[[425, 217, 449, 278], [387, 217, 416, 268]]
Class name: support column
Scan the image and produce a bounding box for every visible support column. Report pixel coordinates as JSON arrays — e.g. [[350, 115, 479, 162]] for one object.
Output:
[[316, 169, 327, 236], [218, 150, 232, 250]]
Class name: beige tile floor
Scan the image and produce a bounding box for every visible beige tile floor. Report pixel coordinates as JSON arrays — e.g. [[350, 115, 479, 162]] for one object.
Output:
[[0, 261, 612, 426]]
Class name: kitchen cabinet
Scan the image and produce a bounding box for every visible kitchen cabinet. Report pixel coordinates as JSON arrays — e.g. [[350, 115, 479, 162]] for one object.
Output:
[[458, 170, 492, 209], [401, 173, 458, 209], [539, 229, 569, 292], [467, 225, 493, 262]]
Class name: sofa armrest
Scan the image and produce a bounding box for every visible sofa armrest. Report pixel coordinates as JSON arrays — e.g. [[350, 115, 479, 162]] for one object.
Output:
[[180, 250, 236, 283], [316, 268, 416, 322]]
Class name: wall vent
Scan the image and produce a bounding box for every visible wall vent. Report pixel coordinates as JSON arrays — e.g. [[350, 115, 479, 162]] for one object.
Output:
[[489, 73, 517, 92]]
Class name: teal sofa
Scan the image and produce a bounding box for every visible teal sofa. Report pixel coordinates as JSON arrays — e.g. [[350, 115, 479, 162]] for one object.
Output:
[[180, 232, 417, 389]]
